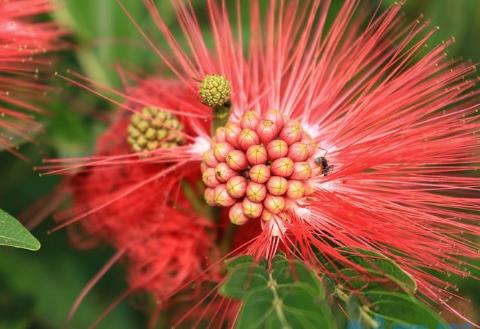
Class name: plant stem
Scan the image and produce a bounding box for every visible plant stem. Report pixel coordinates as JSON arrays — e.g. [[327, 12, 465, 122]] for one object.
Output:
[[212, 103, 231, 133], [220, 223, 237, 255]]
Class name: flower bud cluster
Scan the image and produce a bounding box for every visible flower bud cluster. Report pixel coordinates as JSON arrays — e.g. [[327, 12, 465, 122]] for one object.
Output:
[[201, 110, 322, 225], [199, 74, 231, 107], [127, 106, 184, 153]]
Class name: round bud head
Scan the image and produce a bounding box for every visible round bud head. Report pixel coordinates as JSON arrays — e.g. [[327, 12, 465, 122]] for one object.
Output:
[[242, 198, 263, 218], [288, 142, 310, 162], [202, 149, 218, 167], [290, 162, 312, 180], [286, 180, 305, 199], [246, 144, 268, 165], [215, 127, 226, 142], [261, 209, 274, 222], [279, 120, 303, 145], [213, 142, 234, 162], [257, 119, 279, 144], [215, 163, 236, 182], [204, 188, 216, 206], [238, 128, 260, 150], [271, 157, 294, 177], [202, 167, 220, 188], [213, 185, 236, 207], [266, 176, 288, 196], [240, 111, 260, 130], [226, 175, 247, 199], [265, 109, 284, 129], [266, 139, 288, 160], [199, 74, 231, 107], [225, 122, 242, 147], [226, 149, 248, 171], [264, 194, 286, 214], [249, 164, 271, 184], [127, 107, 184, 153], [229, 202, 249, 225], [246, 181, 267, 203]]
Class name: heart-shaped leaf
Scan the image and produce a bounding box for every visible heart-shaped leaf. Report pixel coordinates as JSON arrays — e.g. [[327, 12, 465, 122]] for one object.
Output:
[[0, 209, 41, 251]]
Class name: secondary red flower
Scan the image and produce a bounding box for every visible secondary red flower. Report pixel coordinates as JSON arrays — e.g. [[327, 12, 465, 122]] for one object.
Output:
[[52, 78, 222, 326], [45, 0, 480, 326], [0, 0, 61, 156]]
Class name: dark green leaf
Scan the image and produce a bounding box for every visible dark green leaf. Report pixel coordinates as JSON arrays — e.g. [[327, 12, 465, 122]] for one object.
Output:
[[364, 291, 448, 329], [0, 209, 40, 251], [341, 248, 417, 294], [221, 254, 336, 329]]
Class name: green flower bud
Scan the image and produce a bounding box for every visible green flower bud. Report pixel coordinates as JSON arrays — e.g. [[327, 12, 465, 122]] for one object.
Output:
[[199, 74, 231, 107], [127, 106, 184, 154]]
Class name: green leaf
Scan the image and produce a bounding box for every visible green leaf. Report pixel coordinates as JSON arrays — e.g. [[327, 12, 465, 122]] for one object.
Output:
[[364, 291, 449, 329], [221, 254, 336, 329], [0, 209, 40, 251], [340, 248, 417, 294]]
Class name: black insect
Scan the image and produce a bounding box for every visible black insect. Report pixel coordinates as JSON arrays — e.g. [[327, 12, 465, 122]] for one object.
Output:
[[314, 156, 333, 176]]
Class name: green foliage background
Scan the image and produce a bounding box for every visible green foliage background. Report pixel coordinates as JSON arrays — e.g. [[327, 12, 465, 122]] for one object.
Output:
[[0, 0, 478, 328]]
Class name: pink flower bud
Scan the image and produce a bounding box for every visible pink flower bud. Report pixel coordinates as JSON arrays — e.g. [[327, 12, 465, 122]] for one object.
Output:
[[246, 181, 267, 203], [288, 142, 309, 162], [202, 149, 218, 167], [249, 164, 271, 184], [304, 181, 315, 196], [266, 139, 288, 160], [229, 202, 249, 225], [213, 142, 234, 162], [286, 180, 305, 199], [200, 162, 208, 173], [215, 126, 226, 142], [226, 149, 248, 171], [246, 144, 268, 165], [257, 119, 278, 144], [214, 184, 236, 207], [261, 209, 274, 222], [238, 128, 260, 150], [290, 162, 312, 180], [242, 198, 263, 218], [202, 167, 220, 188], [264, 194, 286, 214], [240, 111, 260, 130], [266, 176, 288, 196], [215, 163, 236, 182], [279, 120, 303, 145], [225, 122, 241, 147], [309, 160, 322, 177], [204, 187, 215, 206], [302, 136, 317, 156], [265, 109, 284, 129], [271, 157, 294, 177], [226, 176, 247, 199]]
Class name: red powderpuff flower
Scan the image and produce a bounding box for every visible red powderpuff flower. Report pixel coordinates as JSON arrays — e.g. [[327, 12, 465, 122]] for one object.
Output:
[[0, 0, 61, 156], [51, 78, 222, 326], [44, 0, 480, 325]]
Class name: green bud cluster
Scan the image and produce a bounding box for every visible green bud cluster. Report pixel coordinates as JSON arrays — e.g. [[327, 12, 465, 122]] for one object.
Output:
[[127, 106, 184, 153], [199, 74, 231, 108]]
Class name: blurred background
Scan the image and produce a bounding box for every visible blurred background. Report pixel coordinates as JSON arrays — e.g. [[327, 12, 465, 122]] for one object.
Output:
[[0, 0, 479, 328]]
